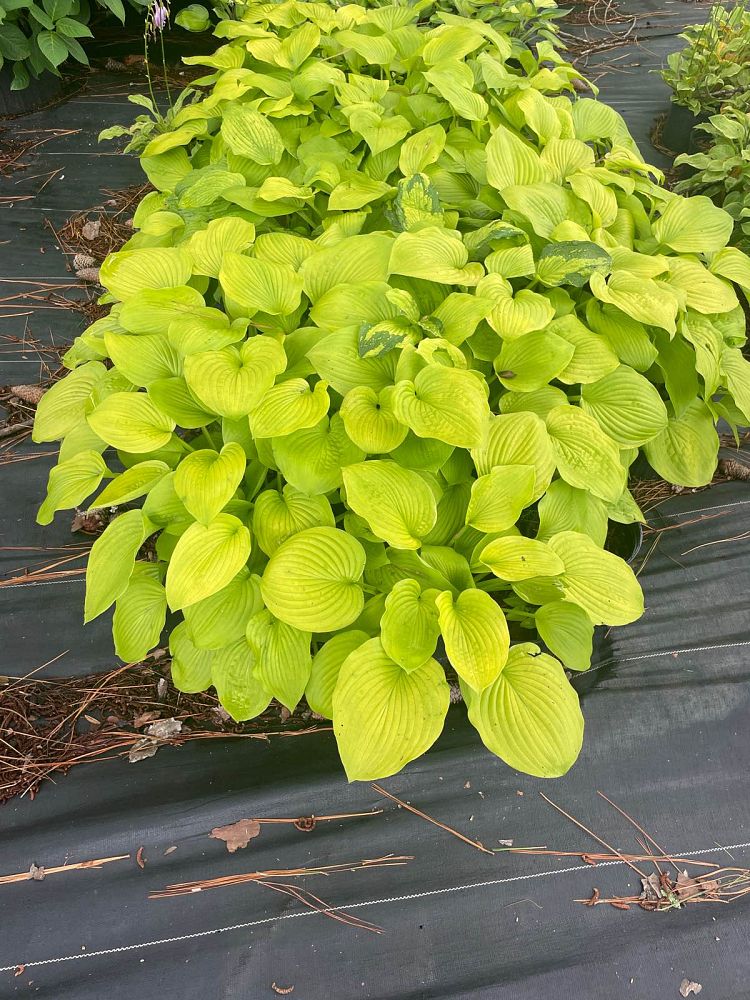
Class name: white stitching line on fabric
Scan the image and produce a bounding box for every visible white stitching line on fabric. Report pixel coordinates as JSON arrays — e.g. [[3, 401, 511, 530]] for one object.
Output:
[[2, 840, 750, 974], [588, 639, 750, 675], [0, 579, 85, 591], [666, 498, 750, 518]]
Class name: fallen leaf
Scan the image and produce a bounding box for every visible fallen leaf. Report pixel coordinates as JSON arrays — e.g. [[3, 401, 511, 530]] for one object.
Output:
[[29, 864, 45, 881], [133, 711, 160, 728], [128, 738, 160, 763], [497, 839, 513, 847], [210, 819, 262, 853], [640, 873, 661, 901], [145, 717, 182, 739], [584, 888, 600, 907], [680, 979, 702, 997], [271, 984, 294, 995], [675, 871, 720, 900], [14, 965, 25, 977], [81, 220, 101, 241], [136, 847, 146, 869]]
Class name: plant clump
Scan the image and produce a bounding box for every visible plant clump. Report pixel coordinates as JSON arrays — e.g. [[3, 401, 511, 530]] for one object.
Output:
[[33, 0, 750, 781]]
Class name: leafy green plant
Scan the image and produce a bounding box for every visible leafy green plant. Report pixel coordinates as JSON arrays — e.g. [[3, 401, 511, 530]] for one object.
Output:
[[34, 1, 750, 783], [675, 108, 750, 245], [660, 3, 750, 115], [0, 0, 148, 90]]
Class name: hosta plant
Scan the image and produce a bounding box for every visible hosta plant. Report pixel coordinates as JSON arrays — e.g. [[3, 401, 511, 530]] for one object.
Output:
[[34, 1, 750, 782]]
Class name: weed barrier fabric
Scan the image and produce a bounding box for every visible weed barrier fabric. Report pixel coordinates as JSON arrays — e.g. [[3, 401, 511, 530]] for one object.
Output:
[[2, 6, 750, 998]]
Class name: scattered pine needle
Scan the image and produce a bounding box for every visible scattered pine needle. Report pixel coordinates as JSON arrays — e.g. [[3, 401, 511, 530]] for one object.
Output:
[[0, 854, 129, 886], [371, 782, 493, 855]]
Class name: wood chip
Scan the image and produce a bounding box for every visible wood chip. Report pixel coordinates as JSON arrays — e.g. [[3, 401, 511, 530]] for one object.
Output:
[[210, 819, 261, 853]]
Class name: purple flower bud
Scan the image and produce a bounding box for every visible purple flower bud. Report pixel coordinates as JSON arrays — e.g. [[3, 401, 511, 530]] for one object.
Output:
[[152, 2, 168, 30]]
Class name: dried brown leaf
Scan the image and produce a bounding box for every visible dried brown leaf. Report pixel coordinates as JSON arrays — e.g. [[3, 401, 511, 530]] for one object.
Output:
[[29, 863, 45, 881], [145, 717, 182, 739], [210, 819, 262, 853], [81, 220, 101, 241], [640, 873, 661, 901], [133, 711, 160, 728], [680, 979, 702, 997], [136, 847, 146, 870], [128, 738, 160, 763], [271, 984, 294, 995]]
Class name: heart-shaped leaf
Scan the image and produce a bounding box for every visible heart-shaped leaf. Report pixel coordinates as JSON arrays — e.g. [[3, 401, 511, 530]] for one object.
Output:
[[166, 513, 252, 610], [436, 589, 509, 691]]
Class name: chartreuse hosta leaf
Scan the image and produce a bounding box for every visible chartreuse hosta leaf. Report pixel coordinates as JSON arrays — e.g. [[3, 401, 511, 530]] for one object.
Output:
[[340, 386, 409, 454], [253, 485, 334, 556], [643, 398, 719, 487], [545, 406, 626, 503], [169, 622, 215, 694], [465, 644, 583, 778], [250, 379, 330, 438], [33, 361, 107, 442], [219, 253, 304, 317], [212, 639, 274, 722], [274, 415, 364, 495], [471, 413, 555, 502], [184, 337, 287, 420], [536, 601, 594, 672], [183, 568, 262, 650], [221, 103, 284, 164], [261, 526, 366, 632], [465, 465, 536, 533], [37, 450, 109, 526], [548, 531, 644, 626], [653, 195, 733, 254], [113, 564, 167, 663], [343, 461, 437, 549], [103, 334, 180, 389], [305, 631, 370, 719], [166, 514, 251, 611], [436, 589, 509, 691], [537, 480, 608, 547], [389, 227, 484, 285], [117, 286, 206, 336], [246, 610, 311, 712], [99, 248, 193, 301], [87, 393, 176, 453], [480, 274, 556, 342], [389, 366, 490, 449], [494, 330, 574, 392], [380, 580, 440, 672], [480, 536, 565, 582], [333, 638, 450, 781], [85, 510, 152, 623], [187, 218, 256, 278], [174, 442, 246, 524], [581, 365, 669, 447], [90, 461, 170, 510]]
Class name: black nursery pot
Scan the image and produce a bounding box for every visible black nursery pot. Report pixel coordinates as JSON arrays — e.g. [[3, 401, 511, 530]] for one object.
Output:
[[605, 520, 644, 565], [660, 102, 709, 155], [0, 65, 63, 117]]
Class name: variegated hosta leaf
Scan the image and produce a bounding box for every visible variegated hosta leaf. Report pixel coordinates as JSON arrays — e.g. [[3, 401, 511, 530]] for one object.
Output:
[[245, 609, 311, 711], [480, 536, 564, 581], [183, 568, 263, 650], [250, 378, 330, 438], [184, 337, 287, 420], [261, 526, 366, 632], [174, 442, 246, 524], [380, 579, 440, 672], [545, 405, 626, 502], [339, 385, 409, 454], [253, 485, 335, 556], [535, 240, 611, 288], [466, 644, 583, 778], [332, 638, 449, 781], [435, 589, 509, 691], [342, 460, 437, 549], [547, 530, 644, 626], [113, 563, 167, 663], [305, 630, 370, 719], [465, 465, 536, 533], [166, 513, 252, 611], [536, 601, 594, 672], [389, 366, 490, 449]]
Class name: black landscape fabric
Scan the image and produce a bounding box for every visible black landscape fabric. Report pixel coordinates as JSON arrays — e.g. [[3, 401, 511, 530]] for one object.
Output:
[[2, 3, 750, 998]]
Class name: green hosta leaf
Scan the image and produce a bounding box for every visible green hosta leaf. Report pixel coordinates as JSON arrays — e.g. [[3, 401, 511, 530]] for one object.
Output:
[[653, 195, 733, 254], [246, 610, 311, 711], [536, 241, 611, 287], [99, 248, 193, 301], [220, 253, 303, 317], [148, 378, 216, 429], [221, 103, 284, 165], [471, 413, 555, 502], [389, 227, 483, 285], [535, 601, 594, 672], [340, 386, 408, 454], [465, 465, 536, 533], [721, 348, 750, 423], [590, 271, 679, 335], [103, 333, 181, 388], [113, 563, 167, 663], [643, 398, 718, 487], [305, 630, 369, 719], [536, 480, 608, 547], [342, 460, 437, 550], [84, 510, 151, 622], [585, 301, 658, 372], [486, 124, 549, 190], [166, 513, 251, 610], [174, 442, 246, 524], [547, 530, 643, 625], [87, 393, 176, 453], [499, 386, 569, 420], [187, 218, 256, 278], [90, 460, 169, 510], [581, 365, 668, 447], [389, 366, 490, 449], [261, 526, 365, 632], [545, 405, 626, 503], [466, 644, 583, 778], [606, 486, 645, 526], [33, 362, 107, 442], [37, 450, 108, 525], [480, 536, 564, 581], [392, 433, 453, 473], [668, 258, 737, 316], [274, 415, 364, 495], [169, 622, 214, 694], [212, 639, 273, 720], [333, 638, 449, 781], [253, 485, 334, 556], [399, 124, 446, 175], [142, 472, 191, 529], [380, 579, 440, 672], [301, 235, 393, 302], [436, 589, 509, 691], [425, 483, 472, 546], [548, 315, 619, 385], [494, 330, 574, 392], [250, 379, 330, 438], [184, 338, 287, 420], [183, 569, 262, 650]]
